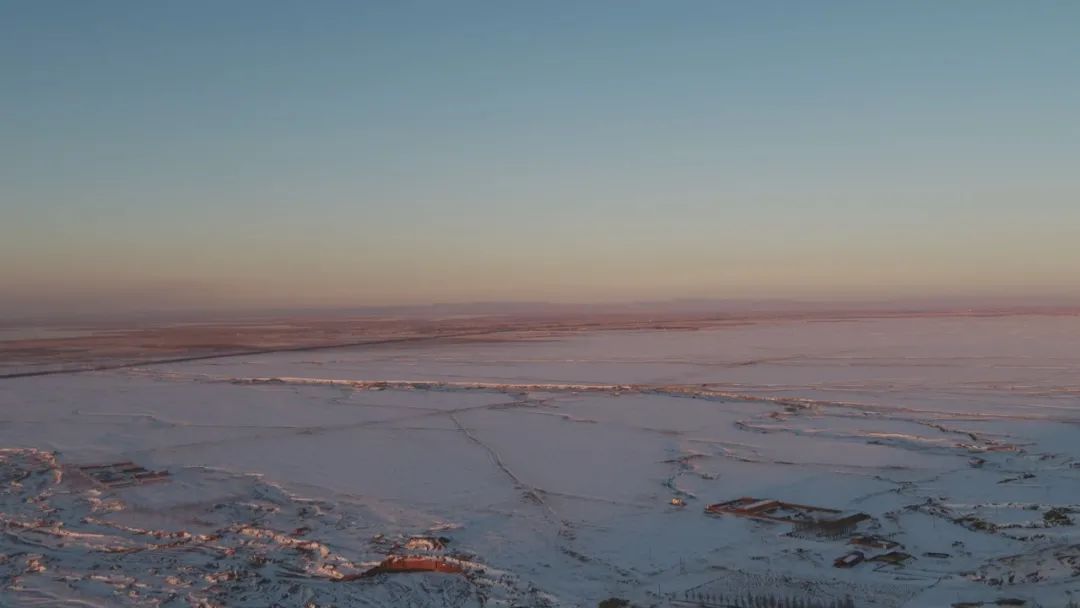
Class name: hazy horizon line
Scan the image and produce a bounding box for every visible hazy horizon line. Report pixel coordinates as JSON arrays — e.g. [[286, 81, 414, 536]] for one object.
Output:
[[5, 294, 1080, 326]]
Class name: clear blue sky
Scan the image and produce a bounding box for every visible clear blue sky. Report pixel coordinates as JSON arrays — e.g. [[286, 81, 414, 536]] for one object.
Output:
[[3, 1, 1079, 314]]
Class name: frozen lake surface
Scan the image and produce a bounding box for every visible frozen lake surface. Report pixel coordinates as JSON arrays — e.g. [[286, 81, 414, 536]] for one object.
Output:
[[1, 314, 1078, 606]]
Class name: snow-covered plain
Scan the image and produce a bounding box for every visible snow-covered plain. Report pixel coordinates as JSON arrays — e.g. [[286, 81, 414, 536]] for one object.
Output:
[[1, 314, 1078, 607]]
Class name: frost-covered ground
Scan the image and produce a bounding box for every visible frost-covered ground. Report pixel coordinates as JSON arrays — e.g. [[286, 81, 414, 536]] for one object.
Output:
[[1, 314, 1078, 607]]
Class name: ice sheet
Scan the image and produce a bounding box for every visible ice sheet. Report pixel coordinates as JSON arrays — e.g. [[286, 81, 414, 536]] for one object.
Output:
[[1, 314, 1077, 606]]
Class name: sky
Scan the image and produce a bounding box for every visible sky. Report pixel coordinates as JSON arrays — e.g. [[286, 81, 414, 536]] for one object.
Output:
[[2, 1, 1079, 315]]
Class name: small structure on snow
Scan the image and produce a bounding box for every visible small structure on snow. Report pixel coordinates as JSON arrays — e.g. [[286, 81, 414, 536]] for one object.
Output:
[[401, 536, 449, 551], [834, 550, 865, 568], [705, 497, 839, 522], [78, 461, 169, 488], [360, 555, 466, 577], [849, 535, 901, 551], [793, 512, 871, 539], [869, 551, 914, 567], [705, 497, 870, 539]]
